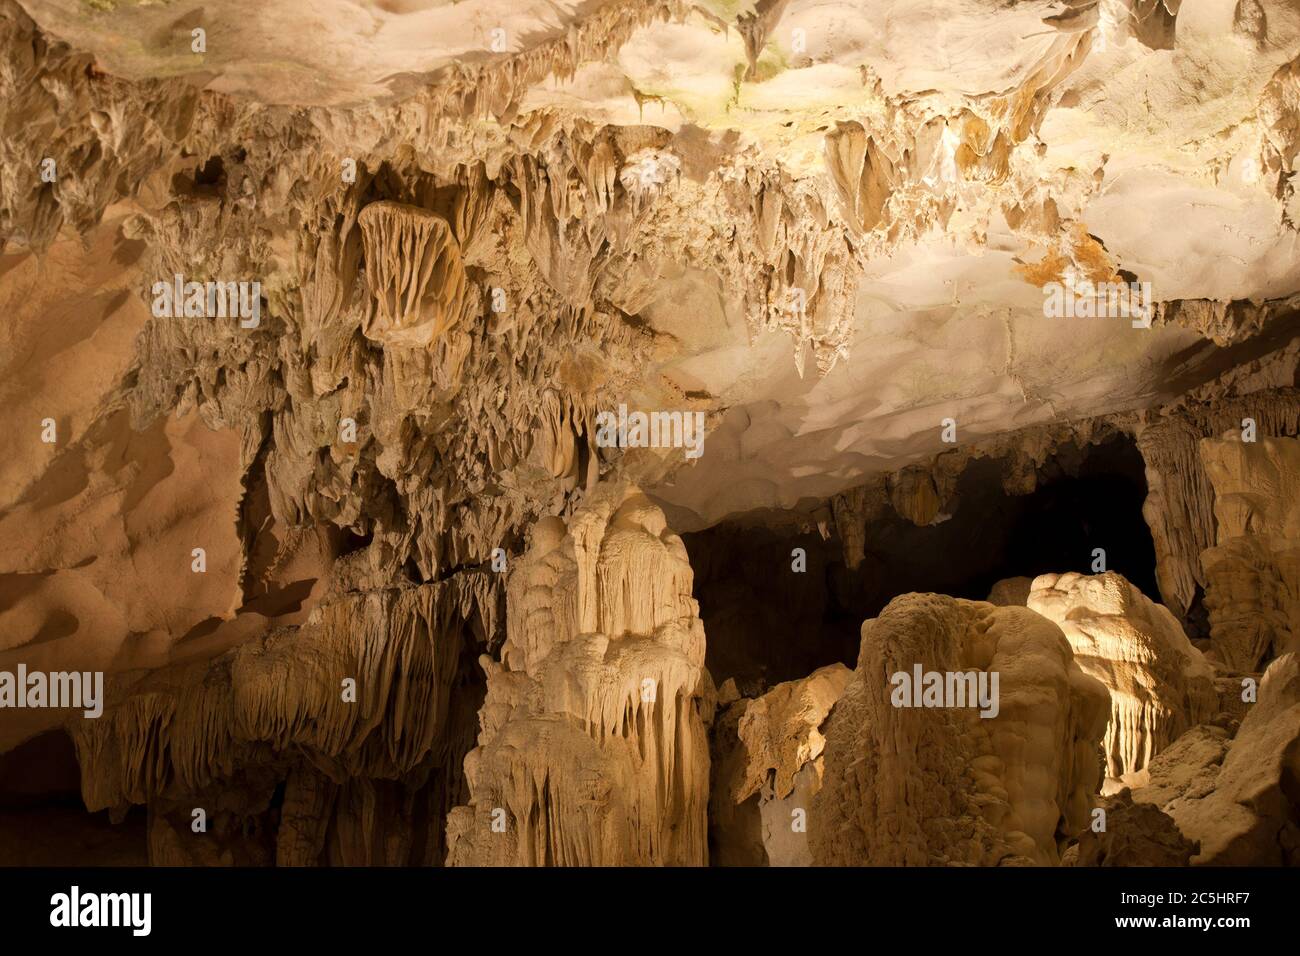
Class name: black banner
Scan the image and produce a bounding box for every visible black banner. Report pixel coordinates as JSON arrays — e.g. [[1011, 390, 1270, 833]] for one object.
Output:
[[0, 865, 1282, 943]]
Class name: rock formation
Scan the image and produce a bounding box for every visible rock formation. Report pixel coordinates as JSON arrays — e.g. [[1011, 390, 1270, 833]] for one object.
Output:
[[68, 574, 497, 865], [357, 200, 472, 348], [1026, 571, 1216, 784], [810, 594, 1110, 866], [711, 662, 850, 866], [1200, 436, 1300, 671], [445, 484, 714, 866], [1068, 789, 1197, 867], [1130, 654, 1300, 865]]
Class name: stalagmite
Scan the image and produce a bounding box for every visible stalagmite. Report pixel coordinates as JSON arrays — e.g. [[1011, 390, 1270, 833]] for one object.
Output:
[[445, 483, 715, 866], [987, 577, 1033, 607], [2, 0, 1300, 877], [811, 594, 1110, 866], [1027, 571, 1216, 783]]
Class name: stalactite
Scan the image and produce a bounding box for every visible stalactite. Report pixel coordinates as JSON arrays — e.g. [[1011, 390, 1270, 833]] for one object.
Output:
[[1136, 387, 1300, 620], [68, 574, 497, 864], [1200, 435, 1300, 670]]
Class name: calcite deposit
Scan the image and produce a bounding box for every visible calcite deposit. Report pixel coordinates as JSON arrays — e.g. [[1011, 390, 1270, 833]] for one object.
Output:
[[811, 595, 1110, 866], [1026, 571, 1216, 784], [1131, 654, 1300, 865], [1200, 435, 1300, 670], [711, 662, 850, 865], [2, 0, 1299, 869], [445, 483, 715, 866]]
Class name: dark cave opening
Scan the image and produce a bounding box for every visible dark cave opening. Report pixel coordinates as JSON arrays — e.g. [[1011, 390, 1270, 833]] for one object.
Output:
[[684, 523, 860, 695], [172, 155, 227, 198], [338, 526, 374, 557], [0, 730, 147, 865], [685, 434, 1161, 694], [851, 435, 1161, 612]]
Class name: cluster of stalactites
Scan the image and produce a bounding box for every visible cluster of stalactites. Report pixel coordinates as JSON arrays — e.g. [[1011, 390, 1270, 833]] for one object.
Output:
[[70, 575, 497, 814], [357, 200, 472, 348], [1200, 434, 1300, 670], [1137, 388, 1300, 623]]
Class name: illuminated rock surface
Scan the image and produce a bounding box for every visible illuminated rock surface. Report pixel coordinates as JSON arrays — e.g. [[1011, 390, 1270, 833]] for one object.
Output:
[[1, 0, 1299, 867], [445, 483, 715, 866], [711, 662, 850, 865], [1026, 571, 1216, 783], [1132, 654, 1300, 865], [810, 594, 1110, 866], [1200, 436, 1300, 671]]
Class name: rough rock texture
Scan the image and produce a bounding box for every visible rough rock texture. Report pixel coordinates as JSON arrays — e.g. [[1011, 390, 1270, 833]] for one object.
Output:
[[1026, 571, 1216, 782], [3, 0, 1300, 541], [1070, 789, 1197, 867], [3, 0, 1300, 869], [445, 484, 715, 866], [357, 200, 472, 348], [68, 574, 497, 865], [1200, 435, 1300, 670], [1129, 723, 1231, 814], [711, 662, 850, 866], [707, 697, 767, 867], [1137, 387, 1300, 625], [987, 576, 1033, 607], [810, 594, 1109, 866], [732, 663, 850, 807], [1136, 654, 1300, 865]]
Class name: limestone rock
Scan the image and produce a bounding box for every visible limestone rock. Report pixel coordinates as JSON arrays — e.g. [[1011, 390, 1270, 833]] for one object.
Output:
[[357, 201, 471, 348], [1129, 724, 1230, 813], [712, 663, 850, 866], [732, 663, 851, 808], [987, 577, 1033, 606], [1143, 654, 1300, 865], [707, 698, 767, 867], [3, 0, 1300, 871], [1027, 571, 1216, 782], [445, 484, 715, 866], [810, 594, 1109, 866], [68, 575, 496, 865], [1200, 436, 1300, 671], [1070, 789, 1196, 867], [1136, 391, 1300, 625]]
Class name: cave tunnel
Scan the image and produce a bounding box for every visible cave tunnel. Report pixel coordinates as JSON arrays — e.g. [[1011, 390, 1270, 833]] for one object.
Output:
[[685, 434, 1161, 694]]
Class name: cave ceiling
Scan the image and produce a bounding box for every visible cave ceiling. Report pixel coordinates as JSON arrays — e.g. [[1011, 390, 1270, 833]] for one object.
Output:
[[8, 1, 1299, 532]]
